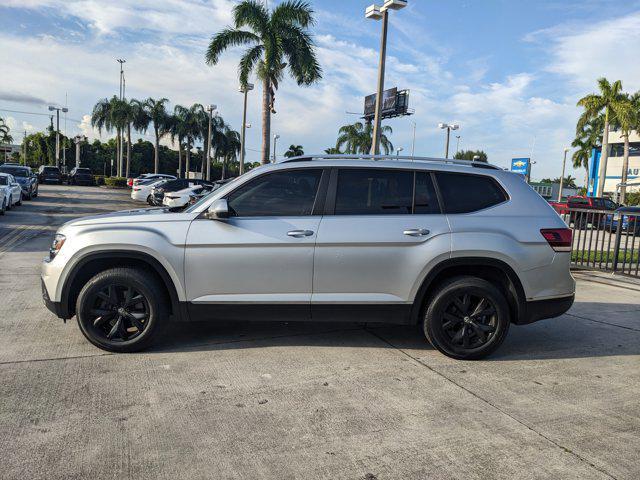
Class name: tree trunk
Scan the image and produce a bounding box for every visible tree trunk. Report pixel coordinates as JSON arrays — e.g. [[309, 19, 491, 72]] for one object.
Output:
[[178, 138, 183, 178], [596, 112, 610, 197], [154, 126, 160, 174], [261, 77, 271, 165], [185, 141, 191, 179], [126, 123, 131, 179], [620, 134, 630, 204]]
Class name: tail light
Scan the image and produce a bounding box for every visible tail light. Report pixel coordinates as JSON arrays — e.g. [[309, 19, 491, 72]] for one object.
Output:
[[127, 178, 133, 186], [540, 228, 572, 252]]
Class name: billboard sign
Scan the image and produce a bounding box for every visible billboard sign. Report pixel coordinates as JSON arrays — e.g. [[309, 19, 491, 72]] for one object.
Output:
[[364, 87, 409, 120], [511, 158, 530, 175]]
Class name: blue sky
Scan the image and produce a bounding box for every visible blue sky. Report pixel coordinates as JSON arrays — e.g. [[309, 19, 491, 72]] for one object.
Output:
[[1, 0, 640, 181]]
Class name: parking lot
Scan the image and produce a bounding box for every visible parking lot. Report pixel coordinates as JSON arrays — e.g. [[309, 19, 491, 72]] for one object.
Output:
[[1, 184, 639, 479]]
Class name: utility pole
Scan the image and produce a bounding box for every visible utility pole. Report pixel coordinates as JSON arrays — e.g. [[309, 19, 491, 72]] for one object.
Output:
[[206, 104, 216, 181], [455, 135, 461, 155], [74, 135, 86, 168], [22, 130, 26, 165], [239, 83, 254, 175], [558, 147, 569, 202]]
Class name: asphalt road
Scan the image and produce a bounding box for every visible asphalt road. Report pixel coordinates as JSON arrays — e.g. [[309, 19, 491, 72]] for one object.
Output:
[[1, 184, 639, 480]]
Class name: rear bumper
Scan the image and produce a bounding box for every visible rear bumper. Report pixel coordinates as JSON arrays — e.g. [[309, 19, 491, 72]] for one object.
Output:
[[516, 294, 574, 325]]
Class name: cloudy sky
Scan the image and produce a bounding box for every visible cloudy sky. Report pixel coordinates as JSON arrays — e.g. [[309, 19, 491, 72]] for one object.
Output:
[[1, 0, 640, 181]]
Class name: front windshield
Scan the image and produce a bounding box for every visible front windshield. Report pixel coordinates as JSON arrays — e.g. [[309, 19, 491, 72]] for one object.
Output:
[[0, 166, 29, 177], [184, 176, 243, 213]]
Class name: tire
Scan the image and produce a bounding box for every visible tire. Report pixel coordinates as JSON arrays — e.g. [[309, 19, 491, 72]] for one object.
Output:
[[147, 195, 153, 205], [423, 276, 511, 360], [33, 187, 38, 198], [75, 267, 169, 352], [15, 195, 22, 206], [0, 199, 5, 215]]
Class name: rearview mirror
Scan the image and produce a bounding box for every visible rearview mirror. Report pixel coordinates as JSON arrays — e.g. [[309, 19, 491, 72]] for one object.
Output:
[[205, 198, 229, 220]]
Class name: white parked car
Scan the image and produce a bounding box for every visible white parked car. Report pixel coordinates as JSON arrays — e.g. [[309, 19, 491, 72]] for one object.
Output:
[[0, 173, 23, 210], [163, 184, 214, 209], [129, 174, 176, 188], [131, 179, 167, 203]]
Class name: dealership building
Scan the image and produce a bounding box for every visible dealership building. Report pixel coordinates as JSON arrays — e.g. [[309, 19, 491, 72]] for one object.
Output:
[[588, 129, 640, 196]]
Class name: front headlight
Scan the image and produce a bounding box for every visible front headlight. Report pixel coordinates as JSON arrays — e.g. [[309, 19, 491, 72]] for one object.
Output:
[[49, 234, 66, 260]]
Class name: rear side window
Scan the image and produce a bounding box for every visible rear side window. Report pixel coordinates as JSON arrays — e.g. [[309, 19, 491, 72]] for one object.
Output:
[[335, 169, 413, 215], [435, 172, 507, 214]]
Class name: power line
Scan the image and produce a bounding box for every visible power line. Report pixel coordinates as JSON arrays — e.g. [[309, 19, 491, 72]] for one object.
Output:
[[0, 107, 84, 123]]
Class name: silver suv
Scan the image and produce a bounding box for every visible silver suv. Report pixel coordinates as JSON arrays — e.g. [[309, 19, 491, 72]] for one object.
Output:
[[42, 155, 575, 359]]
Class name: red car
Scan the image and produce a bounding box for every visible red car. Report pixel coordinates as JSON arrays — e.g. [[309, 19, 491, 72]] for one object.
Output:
[[549, 201, 569, 215], [567, 196, 618, 211]]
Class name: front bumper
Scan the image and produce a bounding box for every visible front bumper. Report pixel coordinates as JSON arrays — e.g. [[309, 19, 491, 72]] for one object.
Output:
[[42, 278, 68, 319]]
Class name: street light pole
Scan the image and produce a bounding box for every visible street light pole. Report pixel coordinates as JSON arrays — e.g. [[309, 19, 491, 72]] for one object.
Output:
[[239, 83, 254, 175], [396, 147, 404, 156], [206, 104, 216, 181], [273, 134, 280, 163], [116, 59, 126, 177], [411, 121, 416, 157], [48, 106, 68, 168], [366, 1, 407, 156], [558, 147, 569, 202], [438, 123, 459, 159], [455, 135, 461, 155]]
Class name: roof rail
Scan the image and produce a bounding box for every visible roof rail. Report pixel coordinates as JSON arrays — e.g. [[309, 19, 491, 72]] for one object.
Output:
[[278, 154, 502, 170]]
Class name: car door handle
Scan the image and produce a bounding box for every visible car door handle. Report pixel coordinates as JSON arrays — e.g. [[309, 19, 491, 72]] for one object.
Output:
[[287, 230, 314, 238], [403, 228, 430, 237]]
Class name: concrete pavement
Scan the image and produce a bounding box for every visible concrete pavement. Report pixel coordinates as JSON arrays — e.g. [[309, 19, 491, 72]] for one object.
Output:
[[0, 185, 638, 480]]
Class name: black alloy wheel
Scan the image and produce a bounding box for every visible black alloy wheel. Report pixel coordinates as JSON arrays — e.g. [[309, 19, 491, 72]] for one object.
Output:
[[86, 284, 150, 342], [424, 276, 510, 360], [76, 267, 168, 352]]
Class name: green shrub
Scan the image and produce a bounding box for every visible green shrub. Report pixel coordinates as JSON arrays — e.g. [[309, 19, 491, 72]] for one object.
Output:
[[94, 175, 105, 185], [104, 176, 127, 188]]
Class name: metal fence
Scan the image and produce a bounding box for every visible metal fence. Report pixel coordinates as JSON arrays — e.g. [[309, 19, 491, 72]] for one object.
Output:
[[565, 208, 640, 277]]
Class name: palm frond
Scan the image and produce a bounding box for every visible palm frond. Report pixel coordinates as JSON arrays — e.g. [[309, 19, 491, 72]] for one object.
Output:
[[205, 28, 260, 65]]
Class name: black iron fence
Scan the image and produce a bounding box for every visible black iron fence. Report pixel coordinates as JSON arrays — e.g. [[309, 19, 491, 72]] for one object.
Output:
[[566, 208, 640, 277]]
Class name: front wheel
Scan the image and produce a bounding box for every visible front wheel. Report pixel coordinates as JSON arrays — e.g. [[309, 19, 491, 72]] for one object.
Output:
[[75, 267, 168, 352], [15, 195, 22, 206], [423, 276, 510, 360], [0, 199, 5, 215]]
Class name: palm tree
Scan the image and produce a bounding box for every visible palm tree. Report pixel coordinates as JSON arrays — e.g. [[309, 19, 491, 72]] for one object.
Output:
[[206, 0, 322, 165], [141, 98, 169, 174], [577, 78, 625, 196], [324, 147, 341, 154], [173, 104, 205, 178], [615, 93, 640, 203], [336, 122, 393, 155], [91, 96, 130, 176], [0, 117, 12, 145], [572, 114, 603, 189], [284, 145, 304, 158], [219, 127, 241, 179]]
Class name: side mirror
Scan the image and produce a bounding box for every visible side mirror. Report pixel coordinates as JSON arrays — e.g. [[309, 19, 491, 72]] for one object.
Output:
[[205, 198, 230, 220]]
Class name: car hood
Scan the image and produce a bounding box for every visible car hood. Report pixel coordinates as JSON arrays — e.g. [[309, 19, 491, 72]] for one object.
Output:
[[61, 207, 197, 228]]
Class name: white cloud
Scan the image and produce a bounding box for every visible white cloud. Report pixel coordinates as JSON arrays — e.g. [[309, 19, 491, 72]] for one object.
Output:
[[526, 11, 640, 92]]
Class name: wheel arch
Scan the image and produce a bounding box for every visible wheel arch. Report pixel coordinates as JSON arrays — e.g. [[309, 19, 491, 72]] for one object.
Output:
[[410, 257, 527, 325], [60, 250, 185, 321]]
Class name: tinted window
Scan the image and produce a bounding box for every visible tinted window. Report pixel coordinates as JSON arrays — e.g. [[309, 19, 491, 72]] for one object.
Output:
[[76, 168, 91, 174], [227, 169, 323, 217], [0, 177, 7, 185], [435, 172, 507, 214], [335, 169, 413, 215], [414, 172, 440, 214]]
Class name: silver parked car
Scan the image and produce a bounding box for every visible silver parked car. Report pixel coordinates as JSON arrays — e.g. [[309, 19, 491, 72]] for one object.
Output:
[[42, 155, 575, 359]]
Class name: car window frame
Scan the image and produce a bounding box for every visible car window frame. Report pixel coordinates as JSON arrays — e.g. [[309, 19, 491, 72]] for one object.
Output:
[[220, 167, 330, 218], [323, 167, 444, 216], [432, 170, 509, 215]]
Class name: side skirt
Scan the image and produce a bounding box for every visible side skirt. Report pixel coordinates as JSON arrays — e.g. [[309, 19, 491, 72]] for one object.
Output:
[[184, 303, 412, 324]]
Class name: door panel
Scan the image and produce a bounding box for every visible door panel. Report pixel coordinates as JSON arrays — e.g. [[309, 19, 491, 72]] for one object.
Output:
[[312, 168, 451, 319]]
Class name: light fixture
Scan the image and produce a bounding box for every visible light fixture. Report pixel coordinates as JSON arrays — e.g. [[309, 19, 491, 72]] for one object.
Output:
[[365, 4, 383, 20], [382, 0, 407, 11]]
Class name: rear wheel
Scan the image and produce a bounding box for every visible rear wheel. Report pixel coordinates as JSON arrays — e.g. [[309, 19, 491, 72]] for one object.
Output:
[[423, 276, 510, 360], [0, 199, 5, 215], [75, 267, 168, 352]]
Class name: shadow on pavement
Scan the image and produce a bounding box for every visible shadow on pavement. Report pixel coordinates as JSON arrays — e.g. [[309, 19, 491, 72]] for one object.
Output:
[[146, 301, 639, 361]]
